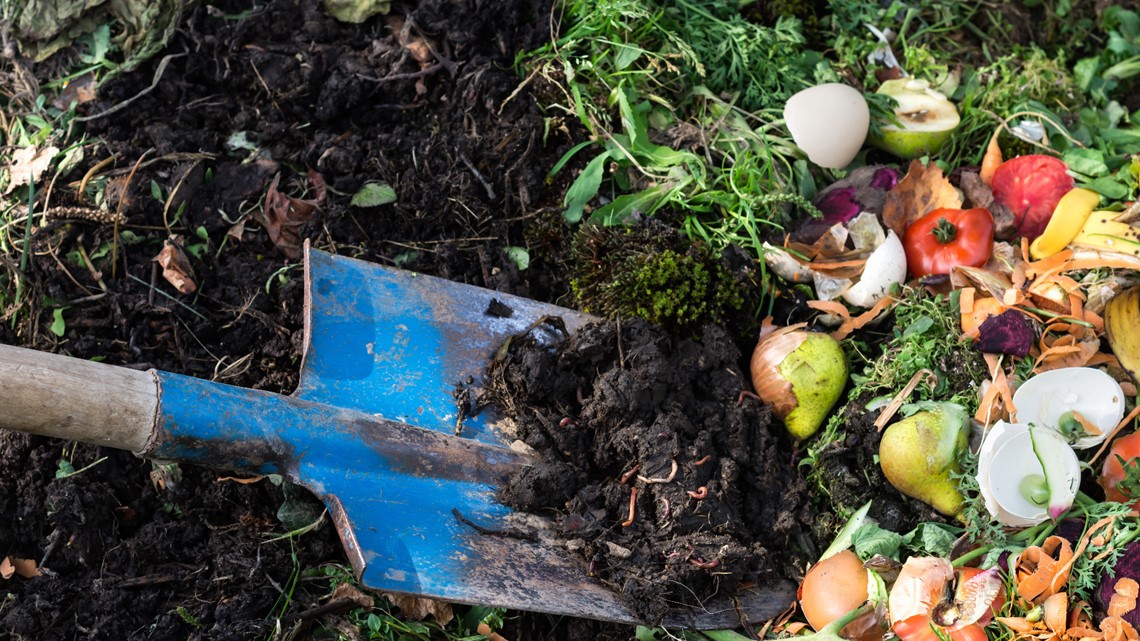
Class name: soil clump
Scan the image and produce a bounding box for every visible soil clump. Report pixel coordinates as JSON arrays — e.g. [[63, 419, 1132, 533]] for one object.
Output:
[[490, 317, 815, 624]]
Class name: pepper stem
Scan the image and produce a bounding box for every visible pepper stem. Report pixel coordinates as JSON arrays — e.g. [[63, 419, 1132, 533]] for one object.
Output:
[[933, 217, 957, 244]]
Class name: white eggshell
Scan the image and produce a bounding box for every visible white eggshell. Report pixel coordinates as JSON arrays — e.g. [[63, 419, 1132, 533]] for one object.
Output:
[[841, 230, 906, 308], [784, 84, 870, 169], [976, 421, 1080, 527], [1012, 367, 1125, 449]]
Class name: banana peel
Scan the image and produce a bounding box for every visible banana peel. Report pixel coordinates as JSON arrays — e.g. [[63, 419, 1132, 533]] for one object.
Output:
[[1071, 210, 1140, 255], [1105, 285, 1140, 385], [1029, 188, 1101, 260], [1030, 186, 1140, 265]]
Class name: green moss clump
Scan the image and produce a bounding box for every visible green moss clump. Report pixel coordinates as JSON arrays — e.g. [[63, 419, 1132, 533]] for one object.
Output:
[[569, 222, 762, 338]]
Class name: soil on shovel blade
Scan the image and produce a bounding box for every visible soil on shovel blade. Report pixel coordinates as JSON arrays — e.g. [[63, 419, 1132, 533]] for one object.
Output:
[[489, 318, 815, 625]]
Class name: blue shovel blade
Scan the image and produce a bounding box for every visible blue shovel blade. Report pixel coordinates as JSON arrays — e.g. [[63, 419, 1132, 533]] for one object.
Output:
[[150, 244, 795, 627], [295, 244, 588, 443]]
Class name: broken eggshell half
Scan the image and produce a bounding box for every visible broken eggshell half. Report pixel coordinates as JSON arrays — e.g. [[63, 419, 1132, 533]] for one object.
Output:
[[977, 421, 1080, 527], [784, 83, 870, 169], [1012, 367, 1125, 449], [842, 228, 907, 308]]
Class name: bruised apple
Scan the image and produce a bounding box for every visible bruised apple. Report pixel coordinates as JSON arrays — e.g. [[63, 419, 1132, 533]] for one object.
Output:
[[990, 155, 1075, 241]]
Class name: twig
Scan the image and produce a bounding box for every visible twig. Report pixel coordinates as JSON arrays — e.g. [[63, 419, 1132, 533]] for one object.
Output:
[[116, 575, 179, 588], [126, 273, 208, 320], [458, 151, 497, 200], [874, 369, 937, 432], [77, 156, 116, 202], [283, 597, 367, 622], [499, 65, 542, 115], [358, 63, 443, 83], [74, 54, 187, 122], [113, 150, 154, 279]]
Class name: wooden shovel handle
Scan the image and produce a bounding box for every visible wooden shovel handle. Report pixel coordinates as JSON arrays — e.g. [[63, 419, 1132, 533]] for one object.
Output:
[[0, 343, 158, 452]]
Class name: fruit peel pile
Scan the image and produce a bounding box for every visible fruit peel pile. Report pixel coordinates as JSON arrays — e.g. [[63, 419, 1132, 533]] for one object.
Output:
[[757, 72, 1140, 641]]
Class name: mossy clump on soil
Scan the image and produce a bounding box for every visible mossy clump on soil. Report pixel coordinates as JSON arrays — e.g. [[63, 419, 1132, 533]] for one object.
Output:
[[489, 317, 814, 625], [569, 220, 763, 341]]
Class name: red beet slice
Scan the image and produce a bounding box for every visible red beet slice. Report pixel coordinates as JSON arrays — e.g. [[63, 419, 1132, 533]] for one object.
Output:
[[990, 155, 1074, 241]]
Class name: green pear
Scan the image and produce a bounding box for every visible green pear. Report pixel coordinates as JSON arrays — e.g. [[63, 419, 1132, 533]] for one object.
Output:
[[868, 79, 960, 160], [776, 333, 848, 440], [878, 402, 968, 516]]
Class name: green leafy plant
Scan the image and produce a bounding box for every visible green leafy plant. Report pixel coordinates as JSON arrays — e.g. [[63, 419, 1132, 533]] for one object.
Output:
[[853, 289, 984, 406], [551, 85, 703, 225], [525, 0, 824, 259]]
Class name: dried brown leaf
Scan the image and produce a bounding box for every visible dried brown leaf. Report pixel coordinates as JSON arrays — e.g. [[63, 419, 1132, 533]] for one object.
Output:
[[55, 72, 97, 109], [4, 145, 59, 194], [154, 237, 197, 294], [384, 15, 436, 65], [260, 172, 325, 259], [881, 159, 963, 238], [960, 171, 1018, 240], [384, 593, 454, 625], [331, 581, 375, 609], [226, 218, 246, 243]]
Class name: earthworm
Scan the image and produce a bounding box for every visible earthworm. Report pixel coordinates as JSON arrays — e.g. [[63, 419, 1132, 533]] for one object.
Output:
[[693, 455, 712, 466], [687, 486, 709, 500], [577, 386, 588, 405], [658, 497, 671, 520], [559, 416, 575, 428], [637, 459, 678, 484], [689, 557, 720, 570], [621, 487, 639, 527], [736, 390, 761, 406], [619, 464, 641, 484]]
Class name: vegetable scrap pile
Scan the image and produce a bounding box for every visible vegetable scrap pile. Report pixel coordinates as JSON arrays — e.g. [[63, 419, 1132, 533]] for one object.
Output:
[[762, 49, 1140, 641], [488, 319, 814, 624]]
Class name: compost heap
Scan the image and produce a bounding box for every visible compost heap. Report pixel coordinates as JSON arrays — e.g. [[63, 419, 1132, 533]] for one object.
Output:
[[488, 317, 812, 623]]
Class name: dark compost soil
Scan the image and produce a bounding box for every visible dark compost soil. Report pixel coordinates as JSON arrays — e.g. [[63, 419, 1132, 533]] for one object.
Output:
[[490, 318, 814, 625], [0, 0, 949, 639]]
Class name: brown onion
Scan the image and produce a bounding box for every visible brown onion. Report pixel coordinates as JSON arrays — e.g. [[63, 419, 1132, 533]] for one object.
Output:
[[750, 322, 810, 419], [750, 320, 848, 439]]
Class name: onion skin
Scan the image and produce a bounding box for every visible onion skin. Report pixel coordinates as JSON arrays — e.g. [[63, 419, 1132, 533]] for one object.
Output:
[[751, 326, 809, 419], [751, 324, 848, 440]]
